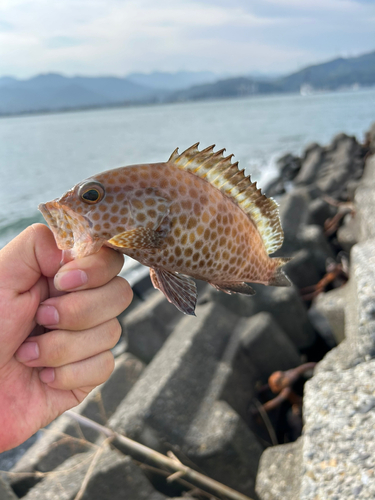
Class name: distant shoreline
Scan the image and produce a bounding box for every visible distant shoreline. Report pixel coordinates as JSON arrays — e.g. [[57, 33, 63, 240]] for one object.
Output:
[[1, 85, 374, 121]]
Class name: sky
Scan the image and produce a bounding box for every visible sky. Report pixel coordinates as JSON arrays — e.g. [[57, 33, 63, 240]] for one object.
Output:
[[0, 0, 374, 79]]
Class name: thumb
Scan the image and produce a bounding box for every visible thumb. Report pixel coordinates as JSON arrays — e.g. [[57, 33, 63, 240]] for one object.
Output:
[[0, 224, 62, 294], [0, 225, 62, 361]]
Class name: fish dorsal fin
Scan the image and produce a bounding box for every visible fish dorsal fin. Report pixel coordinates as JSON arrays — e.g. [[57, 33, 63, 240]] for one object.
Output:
[[168, 143, 284, 255]]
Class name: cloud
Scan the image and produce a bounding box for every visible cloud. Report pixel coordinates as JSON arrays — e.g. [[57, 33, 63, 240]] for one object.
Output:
[[0, 0, 374, 78], [44, 36, 83, 49], [0, 20, 14, 32]]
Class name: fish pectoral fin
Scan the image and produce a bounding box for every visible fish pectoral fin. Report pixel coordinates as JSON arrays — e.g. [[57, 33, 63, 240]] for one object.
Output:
[[209, 281, 256, 296], [108, 228, 164, 249], [150, 268, 197, 316]]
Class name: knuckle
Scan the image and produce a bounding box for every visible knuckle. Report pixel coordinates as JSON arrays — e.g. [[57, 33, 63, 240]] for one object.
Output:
[[107, 319, 122, 347], [63, 295, 85, 328], [101, 351, 115, 379], [40, 331, 67, 365], [113, 277, 133, 309]]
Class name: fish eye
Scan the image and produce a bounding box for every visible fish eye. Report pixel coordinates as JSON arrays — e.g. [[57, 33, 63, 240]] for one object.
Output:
[[78, 182, 105, 204]]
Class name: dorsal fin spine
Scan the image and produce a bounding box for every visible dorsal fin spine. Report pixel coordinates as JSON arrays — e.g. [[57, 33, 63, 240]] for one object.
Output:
[[168, 144, 284, 254]]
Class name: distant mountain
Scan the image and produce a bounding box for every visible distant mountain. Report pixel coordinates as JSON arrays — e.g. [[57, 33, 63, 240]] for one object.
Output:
[[168, 77, 281, 102], [278, 51, 375, 91], [167, 50, 375, 103], [126, 71, 220, 90], [0, 73, 160, 114], [0, 50, 374, 115], [0, 76, 17, 87]]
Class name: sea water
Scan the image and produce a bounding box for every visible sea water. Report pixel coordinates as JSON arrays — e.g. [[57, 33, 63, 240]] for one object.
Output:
[[1, 87, 375, 250]]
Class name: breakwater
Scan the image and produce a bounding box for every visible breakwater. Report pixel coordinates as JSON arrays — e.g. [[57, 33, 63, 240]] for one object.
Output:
[[1, 124, 374, 499]]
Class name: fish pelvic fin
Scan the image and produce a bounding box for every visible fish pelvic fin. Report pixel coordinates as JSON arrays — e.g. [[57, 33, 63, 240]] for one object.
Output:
[[209, 281, 256, 296], [167, 143, 284, 255], [150, 268, 197, 315], [268, 257, 292, 287]]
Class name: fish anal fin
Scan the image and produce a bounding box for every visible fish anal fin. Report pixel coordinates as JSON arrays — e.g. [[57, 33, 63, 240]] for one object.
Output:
[[268, 257, 292, 287], [150, 268, 197, 315], [108, 228, 164, 249], [209, 281, 256, 296], [168, 144, 284, 255]]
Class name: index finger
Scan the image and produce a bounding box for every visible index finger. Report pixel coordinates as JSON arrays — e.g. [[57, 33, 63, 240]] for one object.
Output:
[[53, 246, 124, 292]]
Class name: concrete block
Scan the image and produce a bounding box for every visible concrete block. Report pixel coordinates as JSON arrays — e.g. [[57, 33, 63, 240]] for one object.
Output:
[[121, 291, 181, 363], [110, 303, 264, 496], [10, 354, 145, 495], [318, 239, 375, 372], [306, 198, 336, 227], [220, 312, 301, 423], [203, 284, 316, 350], [314, 286, 347, 344], [256, 439, 302, 500], [0, 476, 18, 500], [185, 400, 263, 497], [301, 359, 375, 500], [277, 188, 311, 254], [23, 447, 166, 500], [238, 313, 301, 377], [110, 302, 238, 444]]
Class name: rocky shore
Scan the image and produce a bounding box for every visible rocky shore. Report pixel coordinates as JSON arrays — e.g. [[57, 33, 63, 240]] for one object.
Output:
[[1, 124, 374, 499]]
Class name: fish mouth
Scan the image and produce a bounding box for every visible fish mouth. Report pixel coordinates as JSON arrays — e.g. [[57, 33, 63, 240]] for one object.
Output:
[[39, 201, 99, 258]]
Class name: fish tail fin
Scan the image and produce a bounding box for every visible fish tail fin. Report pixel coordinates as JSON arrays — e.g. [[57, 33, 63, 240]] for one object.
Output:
[[268, 257, 292, 287]]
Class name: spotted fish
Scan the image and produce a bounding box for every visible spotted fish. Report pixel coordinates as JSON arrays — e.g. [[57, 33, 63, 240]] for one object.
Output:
[[39, 144, 291, 315]]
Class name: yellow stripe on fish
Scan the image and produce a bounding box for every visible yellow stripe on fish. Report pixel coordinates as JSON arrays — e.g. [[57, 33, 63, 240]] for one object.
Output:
[[39, 143, 291, 315]]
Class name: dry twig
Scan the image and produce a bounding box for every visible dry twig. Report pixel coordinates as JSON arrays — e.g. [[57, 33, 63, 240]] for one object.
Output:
[[65, 410, 254, 500]]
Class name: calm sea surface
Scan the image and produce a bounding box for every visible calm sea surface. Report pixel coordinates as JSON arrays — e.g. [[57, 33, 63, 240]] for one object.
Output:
[[1, 88, 375, 249]]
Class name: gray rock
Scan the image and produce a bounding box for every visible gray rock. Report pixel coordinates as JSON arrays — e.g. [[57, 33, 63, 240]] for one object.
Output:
[[337, 213, 358, 253], [278, 153, 302, 181], [204, 283, 315, 350], [306, 198, 336, 227], [10, 415, 92, 496], [277, 188, 311, 254], [24, 447, 166, 500], [265, 154, 302, 196], [237, 312, 301, 380], [313, 287, 347, 344], [283, 224, 336, 289], [366, 121, 375, 153], [252, 285, 316, 350], [301, 359, 375, 500], [10, 354, 145, 495], [307, 307, 337, 349], [0, 432, 39, 472], [355, 157, 375, 242], [295, 146, 324, 186], [283, 248, 324, 290], [110, 303, 263, 496], [185, 400, 263, 497], [256, 439, 302, 500], [0, 476, 18, 500], [221, 313, 301, 423], [78, 352, 145, 427], [317, 239, 375, 372], [110, 302, 238, 443], [121, 291, 181, 363], [295, 134, 365, 199]]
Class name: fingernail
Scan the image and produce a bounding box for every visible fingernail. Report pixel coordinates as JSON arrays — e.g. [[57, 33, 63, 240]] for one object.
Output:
[[16, 342, 39, 362], [54, 269, 88, 291], [36, 305, 59, 326], [39, 368, 55, 384]]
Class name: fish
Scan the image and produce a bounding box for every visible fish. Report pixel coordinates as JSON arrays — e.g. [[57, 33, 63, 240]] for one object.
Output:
[[39, 143, 291, 315]]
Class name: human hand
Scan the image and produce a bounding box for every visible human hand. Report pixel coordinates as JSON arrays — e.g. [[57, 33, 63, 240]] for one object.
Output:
[[0, 224, 132, 452]]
